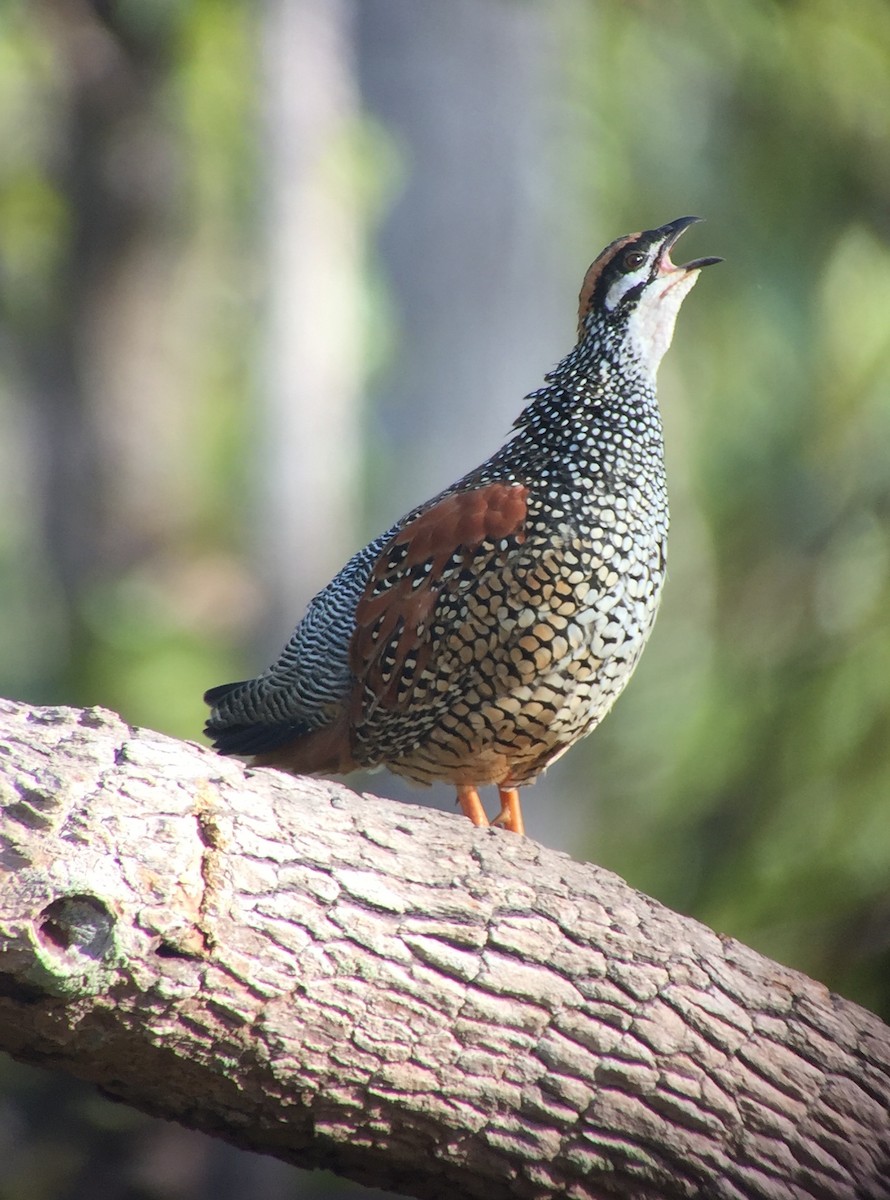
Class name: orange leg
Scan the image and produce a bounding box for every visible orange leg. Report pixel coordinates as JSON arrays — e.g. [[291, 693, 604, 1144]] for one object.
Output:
[[457, 785, 490, 827], [492, 786, 525, 836]]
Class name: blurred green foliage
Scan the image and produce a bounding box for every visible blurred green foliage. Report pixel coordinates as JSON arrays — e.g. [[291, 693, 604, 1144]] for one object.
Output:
[[562, 0, 890, 1016], [0, 0, 257, 739]]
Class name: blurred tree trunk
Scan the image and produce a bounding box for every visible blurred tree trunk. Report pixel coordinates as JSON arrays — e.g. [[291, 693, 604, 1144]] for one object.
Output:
[[254, 0, 364, 653], [357, 0, 575, 525]]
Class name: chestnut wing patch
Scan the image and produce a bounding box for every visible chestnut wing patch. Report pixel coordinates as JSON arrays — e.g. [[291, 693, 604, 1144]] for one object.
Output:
[[351, 483, 528, 713]]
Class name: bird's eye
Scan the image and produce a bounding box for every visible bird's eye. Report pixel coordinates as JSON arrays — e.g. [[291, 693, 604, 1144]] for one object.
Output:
[[622, 250, 647, 271]]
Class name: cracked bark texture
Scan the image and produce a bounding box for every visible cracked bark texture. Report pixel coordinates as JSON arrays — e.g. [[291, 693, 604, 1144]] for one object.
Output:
[[0, 698, 889, 1200]]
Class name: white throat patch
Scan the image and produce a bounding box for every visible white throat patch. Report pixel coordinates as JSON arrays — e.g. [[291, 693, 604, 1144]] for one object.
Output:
[[623, 269, 701, 380]]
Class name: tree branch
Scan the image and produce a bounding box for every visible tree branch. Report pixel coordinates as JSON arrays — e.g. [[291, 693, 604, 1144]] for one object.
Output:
[[1, 697, 888, 1199]]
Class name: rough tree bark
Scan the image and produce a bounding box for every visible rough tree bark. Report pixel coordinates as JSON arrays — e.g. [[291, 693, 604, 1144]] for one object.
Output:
[[0, 697, 888, 1200]]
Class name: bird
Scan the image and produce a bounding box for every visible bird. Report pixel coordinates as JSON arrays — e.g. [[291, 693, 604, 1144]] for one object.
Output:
[[204, 216, 720, 836]]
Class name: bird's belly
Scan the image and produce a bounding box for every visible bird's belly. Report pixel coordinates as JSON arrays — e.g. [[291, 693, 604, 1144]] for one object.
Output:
[[390, 570, 664, 789]]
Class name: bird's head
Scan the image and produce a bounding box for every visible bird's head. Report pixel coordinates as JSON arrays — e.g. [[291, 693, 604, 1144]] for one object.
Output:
[[577, 216, 721, 378]]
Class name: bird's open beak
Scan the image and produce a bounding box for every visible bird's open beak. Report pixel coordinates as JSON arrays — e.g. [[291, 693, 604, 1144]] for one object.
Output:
[[656, 216, 723, 274]]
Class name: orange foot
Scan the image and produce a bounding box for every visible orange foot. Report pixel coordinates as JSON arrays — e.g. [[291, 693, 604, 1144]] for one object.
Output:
[[491, 786, 525, 836], [457, 785, 490, 827], [456, 785, 526, 835]]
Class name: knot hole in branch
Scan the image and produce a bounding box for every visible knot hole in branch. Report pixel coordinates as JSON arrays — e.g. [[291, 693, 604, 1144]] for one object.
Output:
[[38, 894, 116, 961]]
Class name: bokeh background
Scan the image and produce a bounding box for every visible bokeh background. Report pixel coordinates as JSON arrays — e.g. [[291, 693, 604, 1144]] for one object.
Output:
[[2, 1, 890, 1197]]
